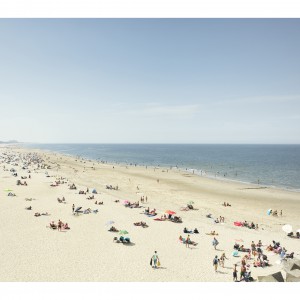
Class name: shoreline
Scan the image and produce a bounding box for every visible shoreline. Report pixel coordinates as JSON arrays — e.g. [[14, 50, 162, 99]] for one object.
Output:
[[19, 144, 300, 195]]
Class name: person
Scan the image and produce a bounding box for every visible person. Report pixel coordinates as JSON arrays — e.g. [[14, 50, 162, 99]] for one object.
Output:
[[194, 228, 199, 234], [152, 251, 159, 269], [280, 210, 282, 217], [219, 253, 228, 268], [72, 204, 75, 213], [212, 237, 219, 250], [186, 235, 191, 248], [240, 265, 246, 281], [251, 241, 256, 254], [213, 255, 219, 273], [233, 264, 238, 281], [58, 219, 62, 231]]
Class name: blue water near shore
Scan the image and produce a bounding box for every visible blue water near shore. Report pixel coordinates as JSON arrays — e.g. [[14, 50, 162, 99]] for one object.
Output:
[[24, 144, 300, 191]]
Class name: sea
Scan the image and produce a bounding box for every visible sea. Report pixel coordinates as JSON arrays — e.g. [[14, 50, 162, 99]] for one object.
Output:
[[23, 144, 300, 192]]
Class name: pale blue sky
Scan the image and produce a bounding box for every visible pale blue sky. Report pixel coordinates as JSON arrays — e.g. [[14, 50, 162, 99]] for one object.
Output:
[[0, 19, 300, 143]]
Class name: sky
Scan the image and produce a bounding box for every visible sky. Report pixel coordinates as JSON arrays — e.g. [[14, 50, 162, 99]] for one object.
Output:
[[0, 19, 300, 143]]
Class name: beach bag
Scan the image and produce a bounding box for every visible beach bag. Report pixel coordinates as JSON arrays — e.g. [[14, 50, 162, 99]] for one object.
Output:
[[157, 260, 161, 267], [150, 258, 152, 266]]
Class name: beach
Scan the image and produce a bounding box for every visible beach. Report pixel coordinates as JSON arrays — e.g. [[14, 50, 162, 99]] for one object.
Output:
[[0, 145, 299, 282]]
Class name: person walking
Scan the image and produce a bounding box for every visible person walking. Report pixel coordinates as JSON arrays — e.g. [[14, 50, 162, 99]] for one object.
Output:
[[213, 255, 219, 273], [212, 237, 219, 250], [151, 251, 159, 269], [219, 253, 228, 268], [72, 204, 75, 213]]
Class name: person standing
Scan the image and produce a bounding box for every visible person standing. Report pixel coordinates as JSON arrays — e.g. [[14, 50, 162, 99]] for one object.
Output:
[[233, 264, 238, 281], [151, 251, 159, 269], [186, 235, 191, 248], [213, 255, 219, 273], [72, 204, 75, 213]]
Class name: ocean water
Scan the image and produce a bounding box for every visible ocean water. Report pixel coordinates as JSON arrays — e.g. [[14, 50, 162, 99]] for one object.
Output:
[[24, 144, 300, 191]]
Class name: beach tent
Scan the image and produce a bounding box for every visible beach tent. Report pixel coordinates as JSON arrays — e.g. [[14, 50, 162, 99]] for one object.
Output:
[[286, 273, 300, 282], [257, 271, 284, 282], [282, 224, 293, 233], [282, 259, 300, 273], [92, 188, 97, 194]]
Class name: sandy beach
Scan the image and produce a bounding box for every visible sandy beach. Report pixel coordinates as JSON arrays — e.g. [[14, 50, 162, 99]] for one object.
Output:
[[0, 145, 299, 282]]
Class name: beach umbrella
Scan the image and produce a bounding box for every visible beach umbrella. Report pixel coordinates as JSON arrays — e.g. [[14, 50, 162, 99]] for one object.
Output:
[[165, 210, 176, 215], [105, 220, 115, 226], [119, 230, 129, 235], [282, 224, 293, 233]]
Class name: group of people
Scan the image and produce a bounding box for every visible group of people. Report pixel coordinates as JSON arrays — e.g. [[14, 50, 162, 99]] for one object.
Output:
[[183, 227, 199, 234], [49, 220, 70, 231]]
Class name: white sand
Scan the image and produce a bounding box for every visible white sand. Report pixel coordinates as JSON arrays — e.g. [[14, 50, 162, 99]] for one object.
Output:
[[0, 146, 299, 281]]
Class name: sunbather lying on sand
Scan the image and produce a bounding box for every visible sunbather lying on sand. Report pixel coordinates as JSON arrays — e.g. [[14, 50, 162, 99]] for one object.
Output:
[[206, 231, 218, 236], [34, 212, 41, 217], [134, 221, 148, 227], [25, 206, 32, 210]]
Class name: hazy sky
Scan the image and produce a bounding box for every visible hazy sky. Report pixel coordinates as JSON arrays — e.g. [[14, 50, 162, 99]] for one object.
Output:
[[0, 19, 300, 143]]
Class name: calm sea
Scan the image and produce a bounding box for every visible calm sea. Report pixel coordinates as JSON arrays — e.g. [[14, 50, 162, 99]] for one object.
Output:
[[24, 144, 300, 191]]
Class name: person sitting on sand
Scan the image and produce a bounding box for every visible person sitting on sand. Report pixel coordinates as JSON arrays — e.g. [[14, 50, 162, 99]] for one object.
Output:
[[64, 223, 70, 230], [50, 221, 57, 229], [257, 240, 262, 247], [206, 231, 218, 236], [222, 202, 226, 207], [95, 201, 98, 204], [206, 213, 212, 218], [34, 212, 41, 217], [184, 227, 193, 234], [214, 218, 219, 224], [25, 206, 32, 210], [194, 228, 199, 234], [109, 226, 118, 232]]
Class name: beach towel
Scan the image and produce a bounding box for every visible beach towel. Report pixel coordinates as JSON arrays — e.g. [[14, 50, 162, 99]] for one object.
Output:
[[234, 222, 243, 226], [154, 218, 164, 221]]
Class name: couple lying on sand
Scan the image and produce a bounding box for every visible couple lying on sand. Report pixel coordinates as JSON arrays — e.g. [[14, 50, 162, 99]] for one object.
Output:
[[134, 221, 148, 228], [35, 212, 49, 217]]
